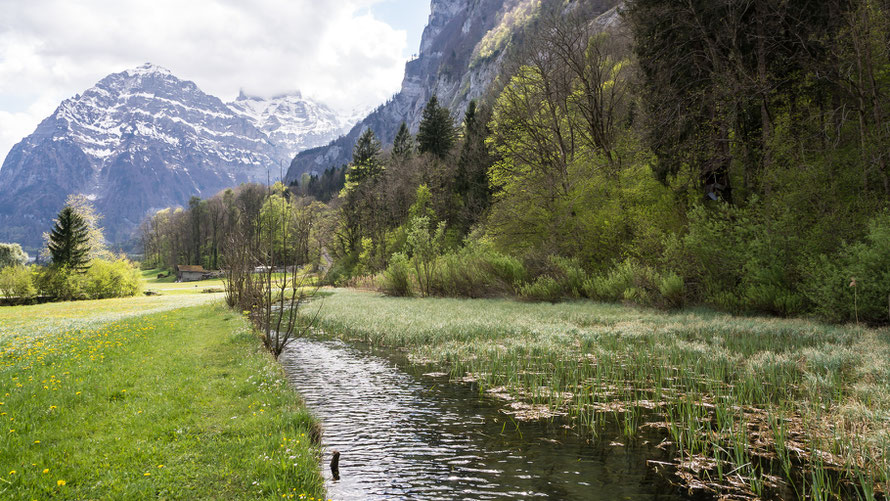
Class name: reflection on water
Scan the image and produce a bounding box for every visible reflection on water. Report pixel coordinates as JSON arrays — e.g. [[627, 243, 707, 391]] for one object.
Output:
[[280, 338, 687, 501]]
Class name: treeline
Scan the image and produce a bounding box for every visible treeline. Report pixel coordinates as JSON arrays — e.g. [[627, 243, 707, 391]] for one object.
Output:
[[141, 0, 890, 324], [290, 166, 347, 203], [141, 184, 328, 272], [141, 182, 325, 358]]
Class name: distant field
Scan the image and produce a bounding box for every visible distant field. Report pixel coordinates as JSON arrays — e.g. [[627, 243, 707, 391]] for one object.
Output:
[[0, 293, 219, 341], [306, 288, 890, 498], [141, 268, 226, 295], [0, 275, 325, 500]]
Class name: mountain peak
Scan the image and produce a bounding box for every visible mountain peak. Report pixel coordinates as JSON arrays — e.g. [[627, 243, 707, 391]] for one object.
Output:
[[236, 89, 259, 101], [125, 62, 174, 78], [272, 90, 302, 100], [227, 92, 353, 160]]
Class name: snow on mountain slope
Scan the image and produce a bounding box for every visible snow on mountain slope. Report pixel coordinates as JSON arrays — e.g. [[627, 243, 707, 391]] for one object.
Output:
[[228, 91, 354, 161], [0, 63, 350, 248]]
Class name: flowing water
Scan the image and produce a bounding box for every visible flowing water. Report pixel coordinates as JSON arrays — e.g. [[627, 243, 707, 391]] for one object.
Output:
[[280, 338, 689, 501]]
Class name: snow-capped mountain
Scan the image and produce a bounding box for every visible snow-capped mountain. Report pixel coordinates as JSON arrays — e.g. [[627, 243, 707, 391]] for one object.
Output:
[[228, 91, 353, 161], [0, 63, 351, 248]]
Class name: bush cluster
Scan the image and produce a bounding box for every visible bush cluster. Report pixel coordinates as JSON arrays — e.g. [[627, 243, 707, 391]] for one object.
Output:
[[372, 209, 890, 325], [0, 258, 141, 303], [0, 266, 37, 303], [803, 211, 890, 324], [382, 240, 525, 299]]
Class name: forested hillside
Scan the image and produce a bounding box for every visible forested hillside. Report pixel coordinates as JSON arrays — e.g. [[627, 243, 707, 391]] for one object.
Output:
[[143, 0, 890, 325]]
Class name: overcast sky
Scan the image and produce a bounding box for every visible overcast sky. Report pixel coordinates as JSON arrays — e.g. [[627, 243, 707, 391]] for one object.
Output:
[[0, 0, 430, 163]]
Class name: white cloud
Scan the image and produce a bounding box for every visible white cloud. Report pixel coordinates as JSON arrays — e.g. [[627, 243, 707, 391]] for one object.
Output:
[[0, 0, 410, 163]]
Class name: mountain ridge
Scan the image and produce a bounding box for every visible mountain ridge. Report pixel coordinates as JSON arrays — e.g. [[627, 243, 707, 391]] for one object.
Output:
[[0, 63, 353, 249]]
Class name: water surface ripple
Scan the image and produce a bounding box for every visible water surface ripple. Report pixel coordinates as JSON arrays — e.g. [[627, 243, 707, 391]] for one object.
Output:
[[280, 338, 686, 501]]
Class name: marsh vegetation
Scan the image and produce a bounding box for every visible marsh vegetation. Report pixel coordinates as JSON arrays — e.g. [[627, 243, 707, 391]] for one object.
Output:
[[303, 289, 890, 499]]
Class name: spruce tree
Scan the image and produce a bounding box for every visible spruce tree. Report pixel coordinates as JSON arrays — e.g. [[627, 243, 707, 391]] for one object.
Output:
[[48, 206, 91, 271], [455, 100, 493, 230], [391, 122, 414, 162], [348, 128, 383, 185], [417, 96, 456, 159]]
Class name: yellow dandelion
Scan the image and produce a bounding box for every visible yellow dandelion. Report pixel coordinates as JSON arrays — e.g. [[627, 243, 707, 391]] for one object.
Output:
[[57, 479, 65, 486], [144, 472, 150, 476], [157, 465, 164, 468], [34, 440, 40, 444], [42, 469, 49, 474], [9, 470, 15, 475]]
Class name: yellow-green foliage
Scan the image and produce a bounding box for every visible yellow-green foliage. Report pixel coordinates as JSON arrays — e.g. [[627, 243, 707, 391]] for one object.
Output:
[[82, 259, 142, 299], [471, 0, 541, 67], [431, 239, 525, 298], [35, 259, 142, 301], [382, 252, 413, 297], [0, 266, 36, 302], [0, 302, 325, 500]]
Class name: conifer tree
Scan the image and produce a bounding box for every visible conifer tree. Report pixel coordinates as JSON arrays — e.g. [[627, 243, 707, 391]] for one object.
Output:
[[392, 122, 414, 162], [347, 128, 383, 185], [48, 206, 91, 271], [455, 100, 493, 230], [417, 96, 456, 159]]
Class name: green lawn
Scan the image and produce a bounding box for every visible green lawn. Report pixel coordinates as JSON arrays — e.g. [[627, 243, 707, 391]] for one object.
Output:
[[0, 292, 325, 499], [306, 288, 890, 498]]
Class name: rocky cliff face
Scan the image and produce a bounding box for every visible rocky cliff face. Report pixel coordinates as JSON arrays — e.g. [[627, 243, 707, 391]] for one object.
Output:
[[287, 0, 620, 180], [286, 0, 529, 180], [0, 64, 352, 248]]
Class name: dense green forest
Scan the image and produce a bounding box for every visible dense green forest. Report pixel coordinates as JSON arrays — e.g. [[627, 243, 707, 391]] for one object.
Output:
[[142, 0, 890, 325]]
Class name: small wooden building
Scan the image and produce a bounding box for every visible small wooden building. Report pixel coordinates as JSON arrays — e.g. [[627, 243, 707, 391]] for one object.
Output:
[[176, 265, 207, 282]]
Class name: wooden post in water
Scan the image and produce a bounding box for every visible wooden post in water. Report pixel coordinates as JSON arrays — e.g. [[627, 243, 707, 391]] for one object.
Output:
[[330, 450, 340, 481]]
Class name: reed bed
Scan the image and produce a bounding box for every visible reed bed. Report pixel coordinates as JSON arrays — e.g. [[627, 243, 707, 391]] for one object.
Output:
[[305, 289, 890, 499]]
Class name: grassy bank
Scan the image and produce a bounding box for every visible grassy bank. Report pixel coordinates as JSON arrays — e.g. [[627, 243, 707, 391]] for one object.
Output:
[[306, 288, 890, 499], [0, 294, 325, 499]]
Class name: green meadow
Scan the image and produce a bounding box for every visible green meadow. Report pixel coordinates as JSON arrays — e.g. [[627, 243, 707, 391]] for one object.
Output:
[[306, 288, 890, 498], [0, 279, 325, 500]]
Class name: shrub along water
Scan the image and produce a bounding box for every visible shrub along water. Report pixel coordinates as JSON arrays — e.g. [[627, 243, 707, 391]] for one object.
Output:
[[804, 211, 890, 325], [370, 207, 890, 327]]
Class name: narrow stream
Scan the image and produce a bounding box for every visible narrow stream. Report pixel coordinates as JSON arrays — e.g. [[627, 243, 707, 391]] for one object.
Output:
[[280, 338, 689, 501]]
